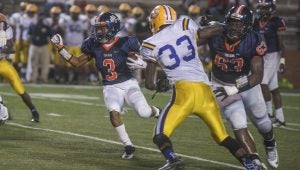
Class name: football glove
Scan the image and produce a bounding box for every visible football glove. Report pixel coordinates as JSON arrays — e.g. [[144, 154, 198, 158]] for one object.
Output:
[[50, 34, 64, 50], [278, 58, 285, 73], [213, 86, 238, 101], [126, 54, 147, 69], [151, 75, 171, 99], [0, 30, 7, 48]]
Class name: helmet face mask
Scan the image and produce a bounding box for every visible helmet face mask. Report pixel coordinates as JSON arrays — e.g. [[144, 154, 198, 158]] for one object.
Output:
[[92, 12, 120, 44], [225, 5, 253, 41], [256, 0, 276, 19]]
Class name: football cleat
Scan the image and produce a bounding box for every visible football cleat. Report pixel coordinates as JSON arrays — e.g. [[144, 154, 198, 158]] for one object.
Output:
[[0, 103, 9, 124], [122, 145, 135, 159], [272, 119, 286, 127], [264, 140, 278, 168], [159, 157, 184, 170], [31, 110, 40, 122]]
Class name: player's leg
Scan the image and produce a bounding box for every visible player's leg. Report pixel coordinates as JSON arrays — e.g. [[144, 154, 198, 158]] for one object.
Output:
[[0, 59, 40, 122], [269, 65, 285, 126], [197, 84, 261, 168], [103, 85, 135, 159], [40, 45, 51, 83], [153, 82, 195, 169], [243, 85, 278, 169], [124, 79, 160, 118]]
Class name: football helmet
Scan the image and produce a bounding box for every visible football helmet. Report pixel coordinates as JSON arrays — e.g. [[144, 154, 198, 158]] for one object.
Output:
[[50, 6, 62, 14], [97, 5, 110, 13], [256, 0, 276, 19], [132, 6, 144, 19], [224, 5, 253, 41], [84, 4, 97, 13], [119, 3, 131, 13], [25, 3, 38, 13], [149, 5, 177, 34], [92, 12, 120, 43], [188, 4, 201, 17], [69, 5, 81, 14], [20, 1, 28, 12]]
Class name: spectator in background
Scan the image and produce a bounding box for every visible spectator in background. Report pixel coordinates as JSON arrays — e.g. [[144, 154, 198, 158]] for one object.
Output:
[[27, 14, 52, 83]]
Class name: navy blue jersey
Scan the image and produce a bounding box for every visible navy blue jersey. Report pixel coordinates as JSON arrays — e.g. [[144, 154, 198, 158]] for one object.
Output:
[[81, 36, 140, 85], [209, 30, 267, 84], [253, 17, 286, 53]]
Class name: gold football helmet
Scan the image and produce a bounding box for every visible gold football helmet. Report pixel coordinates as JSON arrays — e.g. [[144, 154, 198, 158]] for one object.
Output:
[[188, 4, 200, 15], [50, 6, 62, 14], [149, 5, 177, 34], [132, 6, 144, 16], [0, 13, 7, 22], [25, 3, 38, 13], [84, 4, 97, 12], [118, 3, 131, 12], [97, 5, 110, 13], [69, 5, 81, 13]]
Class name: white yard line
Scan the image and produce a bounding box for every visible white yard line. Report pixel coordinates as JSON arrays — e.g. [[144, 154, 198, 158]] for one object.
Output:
[[6, 122, 244, 170]]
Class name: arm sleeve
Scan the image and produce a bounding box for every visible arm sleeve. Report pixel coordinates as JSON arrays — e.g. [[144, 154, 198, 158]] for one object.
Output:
[[140, 40, 157, 63]]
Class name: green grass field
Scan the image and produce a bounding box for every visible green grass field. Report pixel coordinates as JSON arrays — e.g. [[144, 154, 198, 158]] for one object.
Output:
[[0, 83, 299, 170]]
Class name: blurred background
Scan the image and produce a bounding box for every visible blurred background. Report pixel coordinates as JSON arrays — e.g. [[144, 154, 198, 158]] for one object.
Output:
[[0, 0, 299, 88]]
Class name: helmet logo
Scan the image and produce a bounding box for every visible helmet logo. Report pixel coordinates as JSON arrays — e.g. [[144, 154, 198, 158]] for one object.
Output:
[[110, 15, 118, 23], [231, 13, 243, 20], [150, 7, 160, 19]]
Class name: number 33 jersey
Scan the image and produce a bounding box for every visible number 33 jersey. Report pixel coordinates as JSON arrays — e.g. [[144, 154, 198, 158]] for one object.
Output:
[[208, 30, 267, 84], [140, 18, 209, 85]]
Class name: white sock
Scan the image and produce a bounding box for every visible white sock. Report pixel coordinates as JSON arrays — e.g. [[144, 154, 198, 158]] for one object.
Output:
[[275, 108, 285, 122], [115, 124, 133, 146], [266, 101, 273, 116]]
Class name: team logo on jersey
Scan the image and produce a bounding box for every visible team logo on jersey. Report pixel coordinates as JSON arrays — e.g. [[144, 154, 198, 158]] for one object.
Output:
[[256, 41, 267, 56]]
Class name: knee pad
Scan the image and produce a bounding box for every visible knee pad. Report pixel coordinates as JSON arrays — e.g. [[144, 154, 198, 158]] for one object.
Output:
[[153, 133, 172, 151], [255, 113, 272, 134]]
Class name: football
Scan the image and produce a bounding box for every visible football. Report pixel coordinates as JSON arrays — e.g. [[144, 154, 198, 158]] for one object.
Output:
[[127, 51, 138, 60]]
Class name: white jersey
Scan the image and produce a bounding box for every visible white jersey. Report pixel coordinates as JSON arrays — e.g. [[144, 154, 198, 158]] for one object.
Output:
[[10, 13, 37, 41], [140, 18, 209, 84], [0, 27, 13, 59], [60, 15, 88, 47]]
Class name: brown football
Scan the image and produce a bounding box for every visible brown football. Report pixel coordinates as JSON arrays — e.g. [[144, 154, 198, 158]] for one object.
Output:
[[128, 51, 138, 60]]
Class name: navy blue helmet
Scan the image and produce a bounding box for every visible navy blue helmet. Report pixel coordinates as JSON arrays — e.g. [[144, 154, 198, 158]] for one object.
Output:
[[256, 0, 276, 19], [224, 5, 253, 41], [92, 12, 120, 43]]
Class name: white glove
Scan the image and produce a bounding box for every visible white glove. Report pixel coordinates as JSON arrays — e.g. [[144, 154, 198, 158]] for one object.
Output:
[[50, 34, 64, 50], [126, 54, 147, 69], [0, 30, 7, 48], [213, 86, 238, 101]]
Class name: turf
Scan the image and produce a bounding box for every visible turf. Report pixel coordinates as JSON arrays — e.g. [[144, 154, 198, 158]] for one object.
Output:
[[0, 83, 299, 170]]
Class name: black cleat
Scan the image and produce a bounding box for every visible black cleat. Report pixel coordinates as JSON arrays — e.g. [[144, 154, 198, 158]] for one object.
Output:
[[122, 145, 135, 159], [31, 110, 40, 122], [159, 157, 184, 170]]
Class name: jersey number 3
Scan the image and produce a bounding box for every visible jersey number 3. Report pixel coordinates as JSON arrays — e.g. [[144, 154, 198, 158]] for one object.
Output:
[[158, 35, 195, 70], [103, 59, 118, 81]]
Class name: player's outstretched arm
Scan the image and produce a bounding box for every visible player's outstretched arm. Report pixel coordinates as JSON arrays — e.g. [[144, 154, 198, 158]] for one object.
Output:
[[197, 24, 224, 45], [50, 34, 91, 67]]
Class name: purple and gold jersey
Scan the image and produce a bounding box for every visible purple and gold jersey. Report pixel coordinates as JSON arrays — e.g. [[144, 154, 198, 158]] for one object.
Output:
[[209, 30, 267, 84], [253, 17, 286, 53], [81, 36, 140, 85]]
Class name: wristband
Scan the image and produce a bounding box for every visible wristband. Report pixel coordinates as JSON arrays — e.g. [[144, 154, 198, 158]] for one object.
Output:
[[280, 58, 285, 65], [59, 48, 72, 60], [236, 76, 251, 93]]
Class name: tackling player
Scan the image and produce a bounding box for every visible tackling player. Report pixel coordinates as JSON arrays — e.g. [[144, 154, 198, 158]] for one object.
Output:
[[51, 12, 160, 160], [206, 5, 278, 169], [253, 0, 286, 127], [0, 13, 40, 122], [140, 5, 262, 170]]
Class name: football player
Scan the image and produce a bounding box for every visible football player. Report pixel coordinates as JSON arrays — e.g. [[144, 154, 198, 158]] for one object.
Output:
[[0, 95, 9, 123], [205, 5, 278, 169], [0, 13, 40, 122], [141, 5, 261, 170], [253, 0, 286, 127], [51, 12, 160, 160]]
